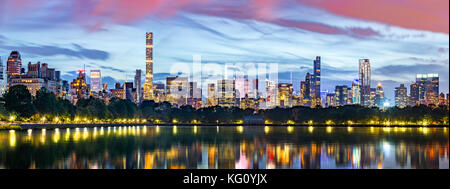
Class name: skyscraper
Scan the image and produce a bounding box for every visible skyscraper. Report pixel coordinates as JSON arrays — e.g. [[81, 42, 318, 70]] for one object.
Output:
[[135, 69, 142, 103], [351, 79, 361, 105], [416, 74, 439, 104], [326, 93, 336, 107], [217, 79, 236, 107], [0, 57, 6, 96], [395, 84, 408, 108], [335, 85, 348, 106], [277, 83, 293, 108], [311, 56, 321, 107], [409, 82, 419, 106], [6, 51, 22, 81], [90, 70, 101, 92], [375, 83, 385, 107], [143, 32, 154, 101], [207, 83, 216, 107], [359, 59, 371, 106]]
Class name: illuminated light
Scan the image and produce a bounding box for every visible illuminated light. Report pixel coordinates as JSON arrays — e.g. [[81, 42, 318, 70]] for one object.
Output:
[[265, 120, 272, 124], [384, 121, 391, 126], [383, 127, 391, 133], [264, 126, 270, 134], [9, 131, 16, 147], [156, 126, 160, 134], [75, 117, 80, 122], [193, 126, 198, 134], [143, 127, 147, 134], [287, 120, 295, 125], [326, 126, 333, 133], [287, 126, 294, 134], [308, 120, 314, 126], [308, 126, 314, 133], [326, 120, 334, 125], [347, 120, 353, 125], [42, 129, 46, 135], [9, 116, 16, 121], [54, 117, 59, 122], [422, 121, 428, 126], [236, 120, 243, 124], [421, 127, 429, 135], [27, 129, 32, 136], [236, 126, 244, 134], [172, 119, 178, 124], [347, 127, 353, 133], [216, 126, 219, 133], [173, 126, 177, 134]]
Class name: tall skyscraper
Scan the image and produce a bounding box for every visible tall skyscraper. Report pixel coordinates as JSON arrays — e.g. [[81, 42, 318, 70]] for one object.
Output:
[[135, 69, 142, 103], [311, 56, 321, 107], [217, 79, 236, 107], [0, 57, 6, 96], [351, 79, 361, 105], [143, 32, 154, 101], [359, 59, 371, 106], [409, 82, 419, 106], [90, 70, 101, 92], [207, 83, 216, 107], [375, 83, 385, 107], [395, 84, 408, 108], [6, 51, 22, 81]]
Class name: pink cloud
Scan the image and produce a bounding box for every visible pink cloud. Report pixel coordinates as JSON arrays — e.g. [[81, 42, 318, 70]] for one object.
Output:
[[297, 0, 449, 34]]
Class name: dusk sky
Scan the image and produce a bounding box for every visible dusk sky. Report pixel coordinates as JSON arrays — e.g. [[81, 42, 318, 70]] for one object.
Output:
[[0, 0, 448, 103]]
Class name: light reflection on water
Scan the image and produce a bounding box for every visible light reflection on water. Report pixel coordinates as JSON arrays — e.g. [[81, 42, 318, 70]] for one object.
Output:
[[0, 126, 448, 169]]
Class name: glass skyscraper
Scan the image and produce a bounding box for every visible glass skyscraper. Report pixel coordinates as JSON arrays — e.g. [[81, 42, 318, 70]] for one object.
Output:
[[143, 32, 154, 100], [359, 59, 371, 107]]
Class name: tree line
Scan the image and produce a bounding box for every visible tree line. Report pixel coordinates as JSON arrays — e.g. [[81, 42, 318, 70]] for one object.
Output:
[[0, 85, 448, 125]]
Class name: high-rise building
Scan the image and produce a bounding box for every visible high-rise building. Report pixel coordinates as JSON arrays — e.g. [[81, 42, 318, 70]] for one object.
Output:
[[326, 93, 336, 107], [153, 83, 165, 103], [217, 79, 236, 107], [207, 83, 216, 107], [167, 76, 189, 106], [351, 79, 361, 105], [6, 51, 22, 80], [409, 83, 419, 106], [90, 70, 102, 92], [438, 93, 446, 106], [335, 85, 348, 106], [265, 80, 277, 108], [135, 69, 142, 103], [395, 84, 408, 108], [143, 32, 154, 101], [311, 56, 321, 107], [277, 83, 293, 108], [375, 83, 385, 107], [359, 59, 371, 106], [0, 57, 6, 96], [235, 77, 249, 99], [300, 72, 311, 107], [70, 70, 89, 105], [416, 74, 439, 104]]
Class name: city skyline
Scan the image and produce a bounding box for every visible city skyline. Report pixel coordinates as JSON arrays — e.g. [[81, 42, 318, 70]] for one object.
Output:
[[0, 0, 448, 104]]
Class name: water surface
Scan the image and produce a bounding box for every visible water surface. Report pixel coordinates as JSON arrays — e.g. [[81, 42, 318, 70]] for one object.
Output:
[[0, 126, 448, 169]]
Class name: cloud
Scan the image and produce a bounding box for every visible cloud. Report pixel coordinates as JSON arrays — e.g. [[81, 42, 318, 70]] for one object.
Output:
[[297, 0, 449, 34], [0, 41, 110, 61]]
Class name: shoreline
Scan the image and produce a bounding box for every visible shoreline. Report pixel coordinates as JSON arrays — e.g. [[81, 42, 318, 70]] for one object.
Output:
[[0, 123, 447, 130]]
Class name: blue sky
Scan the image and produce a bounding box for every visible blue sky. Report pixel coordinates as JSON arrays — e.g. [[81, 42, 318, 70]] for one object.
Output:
[[0, 0, 448, 103]]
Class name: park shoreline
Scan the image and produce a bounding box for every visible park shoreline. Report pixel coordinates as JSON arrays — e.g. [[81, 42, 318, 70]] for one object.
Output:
[[0, 123, 446, 130]]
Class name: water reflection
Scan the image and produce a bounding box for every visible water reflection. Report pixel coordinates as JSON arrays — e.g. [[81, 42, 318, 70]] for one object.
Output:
[[0, 126, 448, 169]]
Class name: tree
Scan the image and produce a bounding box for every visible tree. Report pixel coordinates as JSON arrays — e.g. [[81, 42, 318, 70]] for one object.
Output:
[[2, 85, 36, 118], [33, 87, 62, 118]]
